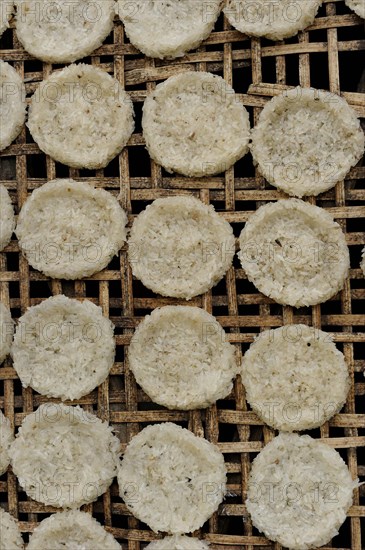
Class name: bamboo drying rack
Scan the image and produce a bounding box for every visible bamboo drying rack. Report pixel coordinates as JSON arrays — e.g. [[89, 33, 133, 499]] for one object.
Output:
[[0, 2, 364, 549]]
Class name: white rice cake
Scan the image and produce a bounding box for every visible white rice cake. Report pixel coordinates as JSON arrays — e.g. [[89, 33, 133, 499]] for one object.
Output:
[[129, 306, 238, 410], [0, 60, 26, 151], [0, 301, 13, 363], [361, 246, 365, 277], [0, 184, 15, 251], [118, 423, 226, 533], [27, 511, 120, 550], [242, 324, 350, 431], [0, 509, 23, 550], [117, 0, 222, 59], [12, 295, 115, 401], [345, 0, 365, 18], [0, 410, 14, 475], [15, 0, 114, 63], [146, 536, 209, 550], [16, 179, 128, 280], [142, 71, 250, 177], [9, 403, 120, 508], [224, 0, 322, 41], [27, 64, 134, 169], [246, 432, 357, 549], [250, 87, 365, 197], [128, 196, 235, 299], [0, 1, 13, 37], [238, 199, 350, 307]]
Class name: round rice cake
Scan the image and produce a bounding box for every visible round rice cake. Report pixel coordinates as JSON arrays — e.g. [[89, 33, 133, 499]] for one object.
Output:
[[242, 325, 350, 431], [345, 0, 365, 18], [0, 410, 14, 475], [129, 306, 238, 410], [0, 509, 23, 550], [250, 87, 365, 197], [238, 199, 350, 307], [146, 536, 209, 550], [246, 432, 357, 549], [224, 0, 322, 41], [118, 423, 226, 533], [12, 295, 115, 401], [0, 60, 26, 152], [0, 1, 14, 37], [0, 302, 13, 363], [27, 64, 134, 169], [16, 179, 128, 280], [9, 403, 120, 508], [142, 71, 250, 177], [27, 511, 120, 550], [128, 196, 235, 299], [0, 184, 15, 251], [117, 0, 221, 59], [15, 0, 115, 63]]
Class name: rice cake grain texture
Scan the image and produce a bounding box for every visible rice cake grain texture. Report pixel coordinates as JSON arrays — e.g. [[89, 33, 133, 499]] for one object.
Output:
[[246, 432, 357, 549], [0, 185, 15, 251], [250, 87, 365, 197], [0, 410, 14, 475], [15, 0, 115, 63], [0, 509, 23, 550], [224, 0, 322, 41], [12, 295, 115, 401], [0, 301, 13, 363], [118, 423, 226, 534], [16, 179, 128, 279], [142, 71, 250, 177], [128, 196, 235, 299], [27, 511, 120, 550], [27, 64, 134, 169], [0, 60, 26, 151], [238, 199, 350, 307], [129, 306, 237, 410], [146, 536, 209, 550], [117, 0, 222, 59], [9, 403, 120, 508], [242, 325, 350, 431], [345, 0, 365, 18], [0, 1, 13, 37]]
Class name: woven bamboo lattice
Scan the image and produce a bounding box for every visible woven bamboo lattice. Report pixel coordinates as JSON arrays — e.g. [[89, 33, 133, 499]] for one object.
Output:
[[0, 1, 364, 549]]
